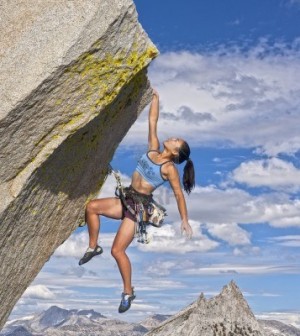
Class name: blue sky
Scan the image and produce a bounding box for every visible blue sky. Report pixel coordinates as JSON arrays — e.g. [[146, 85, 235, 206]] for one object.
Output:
[[135, 0, 300, 51], [8, 0, 300, 328]]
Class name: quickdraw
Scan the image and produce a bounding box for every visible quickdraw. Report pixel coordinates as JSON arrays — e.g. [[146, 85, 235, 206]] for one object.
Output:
[[136, 203, 151, 244]]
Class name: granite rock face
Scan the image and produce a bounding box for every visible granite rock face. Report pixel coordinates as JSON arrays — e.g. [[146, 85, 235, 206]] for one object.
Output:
[[145, 281, 265, 336], [0, 0, 158, 329], [140, 314, 172, 330]]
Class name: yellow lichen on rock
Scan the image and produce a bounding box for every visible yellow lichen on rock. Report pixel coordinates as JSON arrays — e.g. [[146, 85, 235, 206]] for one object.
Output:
[[10, 40, 158, 200]]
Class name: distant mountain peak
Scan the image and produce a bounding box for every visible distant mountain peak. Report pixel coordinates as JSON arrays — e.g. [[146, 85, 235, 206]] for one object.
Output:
[[197, 292, 206, 303], [145, 281, 264, 336], [44, 306, 68, 314], [221, 280, 244, 297], [225, 279, 240, 290]]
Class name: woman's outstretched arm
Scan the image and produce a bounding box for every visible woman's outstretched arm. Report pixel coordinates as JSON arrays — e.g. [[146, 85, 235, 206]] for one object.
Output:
[[148, 89, 160, 151], [167, 164, 193, 238]]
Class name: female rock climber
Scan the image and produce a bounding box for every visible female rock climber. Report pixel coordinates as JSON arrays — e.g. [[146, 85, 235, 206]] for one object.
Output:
[[79, 89, 195, 313]]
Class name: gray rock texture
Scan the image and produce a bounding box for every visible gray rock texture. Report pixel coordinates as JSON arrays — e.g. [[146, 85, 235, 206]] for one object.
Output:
[[140, 314, 172, 330], [145, 281, 264, 336], [0, 0, 158, 329]]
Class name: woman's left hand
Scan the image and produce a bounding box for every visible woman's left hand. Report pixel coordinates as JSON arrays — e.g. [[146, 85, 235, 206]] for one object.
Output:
[[181, 220, 193, 239]]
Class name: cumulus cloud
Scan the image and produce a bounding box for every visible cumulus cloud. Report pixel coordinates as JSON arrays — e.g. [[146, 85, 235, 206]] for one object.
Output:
[[161, 105, 215, 123], [23, 285, 55, 300], [54, 231, 116, 258], [162, 184, 300, 229], [54, 231, 88, 258], [136, 220, 219, 254], [205, 223, 251, 246], [230, 158, 300, 192], [121, 40, 300, 156]]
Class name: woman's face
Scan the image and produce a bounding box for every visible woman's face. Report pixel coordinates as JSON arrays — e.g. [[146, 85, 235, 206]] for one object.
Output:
[[164, 137, 184, 153]]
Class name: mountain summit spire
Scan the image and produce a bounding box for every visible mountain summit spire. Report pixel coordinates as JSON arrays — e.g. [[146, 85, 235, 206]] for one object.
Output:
[[145, 281, 264, 336]]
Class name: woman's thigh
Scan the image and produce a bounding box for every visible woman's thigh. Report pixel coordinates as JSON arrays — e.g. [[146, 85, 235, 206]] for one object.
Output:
[[87, 197, 123, 220], [112, 217, 135, 252]]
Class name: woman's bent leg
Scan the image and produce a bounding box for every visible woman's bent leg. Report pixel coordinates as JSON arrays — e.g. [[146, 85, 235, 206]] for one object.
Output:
[[85, 198, 123, 248], [111, 217, 135, 295]]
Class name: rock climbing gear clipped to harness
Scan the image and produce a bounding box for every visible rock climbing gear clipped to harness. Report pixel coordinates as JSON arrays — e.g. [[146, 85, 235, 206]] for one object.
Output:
[[136, 202, 151, 244], [148, 199, 167, 227]]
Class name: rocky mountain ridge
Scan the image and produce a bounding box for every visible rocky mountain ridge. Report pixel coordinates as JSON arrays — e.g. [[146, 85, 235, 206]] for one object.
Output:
[[0, 306, 155, 336], [145, 281, 263, 336], [1, 282, 299, 336]]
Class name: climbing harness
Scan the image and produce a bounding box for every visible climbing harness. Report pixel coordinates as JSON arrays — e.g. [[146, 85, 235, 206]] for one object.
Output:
[[108, 164, 167, 244]]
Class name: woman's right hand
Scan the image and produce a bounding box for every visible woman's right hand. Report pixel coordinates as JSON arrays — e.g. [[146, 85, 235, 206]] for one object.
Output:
[[152, 88, 159, 99]]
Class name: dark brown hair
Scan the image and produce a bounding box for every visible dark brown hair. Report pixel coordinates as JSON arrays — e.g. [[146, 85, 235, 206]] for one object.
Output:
[[174, 141, 195, 194]]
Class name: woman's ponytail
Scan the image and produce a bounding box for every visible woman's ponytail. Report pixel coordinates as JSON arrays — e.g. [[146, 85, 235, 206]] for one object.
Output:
[[183, 158, 195, 194], [174, 140, 195, 194]]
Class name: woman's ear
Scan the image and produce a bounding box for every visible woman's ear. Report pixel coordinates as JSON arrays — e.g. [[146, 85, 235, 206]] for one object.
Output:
[[171, 148, 179, 160]]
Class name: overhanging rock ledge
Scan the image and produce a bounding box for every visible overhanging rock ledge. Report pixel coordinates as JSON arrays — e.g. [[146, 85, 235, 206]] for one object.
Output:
[[0, 0, 158, 328]]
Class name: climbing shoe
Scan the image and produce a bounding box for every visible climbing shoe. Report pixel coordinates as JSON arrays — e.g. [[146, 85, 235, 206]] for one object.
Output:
[[118, 288, 136, 313], [78, 245, 103, 266]]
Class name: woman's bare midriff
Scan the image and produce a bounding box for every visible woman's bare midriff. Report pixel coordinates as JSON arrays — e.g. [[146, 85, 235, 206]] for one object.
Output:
[[130, 171, 155, 195]]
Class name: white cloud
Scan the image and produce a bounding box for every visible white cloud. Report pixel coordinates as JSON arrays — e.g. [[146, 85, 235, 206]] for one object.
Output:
[[287, 0, 300, 6], [136, 220, 219, 254], [167, 184, 300, 229], [54, 231, 89, 258], [137, 279, 186, 291], [257, 311, 300, 329], [205, 223, 251, 246], [144, 259, 196, 278], [184, 264, 300, 276], [144, 260, 177, 277], [242, 291, 281, 298], [228, 19, 241, 26], [233, 246, 261, 256], [54, 231, 119, 259], [231, 158, 300, 192], [270, 235, 300, 247], [23, 285, 55, 300], [121, 41, 300, 156]]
